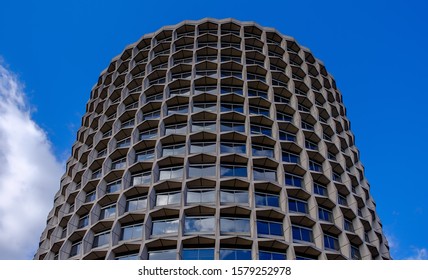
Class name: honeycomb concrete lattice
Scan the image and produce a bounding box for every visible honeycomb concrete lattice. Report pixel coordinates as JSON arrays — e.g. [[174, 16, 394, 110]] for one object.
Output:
[[35, 18, 391, 260]]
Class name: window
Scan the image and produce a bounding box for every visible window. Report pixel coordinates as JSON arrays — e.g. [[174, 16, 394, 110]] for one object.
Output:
[[115, 253, 139, 260], [100, 204, 116, 220], [276, 112, 293, 122], [92, 231, 110, 248], [221, 42, 241, 49], [250, 124, 272, 137], [248, 89, 268, 99], [193, 102, 216, 113], [221, 103, 244, 113], [120, 223, 143, 241], [344, 219, 354, 232], [116, 138, 131, 148], [111, 158, 126, 170], [220, 164, 247, 177], [255, 192, 279, 207], [125, 101, 139, 110], [97, 148, 107, 157], [78, 215, 89, 229], [247, 73, 266, 82], [170, 87, 191, 96], [257, 220, 283, 236], [259, 251, 286, 260], [220, 217, 250, 235], [188, 164, 216, 177], [271, 78, 287, 87], [285, 173, 303, 187], [253, 167, 277, 182], [156, 191, 181, 206], [220, 142, 246, 154], [142, 110, 160, 119], [305, 139, 318, 150], [220, 190, 248, 204], [146, 93, 163, 102], [187, 189, 216, 204], [314, 183, 327, 196], [279, 130, 296, 142], [182, 248, 214, 260], [249, 106, 269, 117], [338, 194, 347, 206], [194, 86, 216, 93], [171, 71, 191, 80], [184, 216, 215, 234], [102, 130, 112, 139], [121, 119, 135, 128], [246, 58, 264, 66], [274, 94, 290, 104], [221, 70, 242, 78], [318, 207, 333, 222], [192, 121, 216, 132], [309, 160, 323, 172], [288, 198, 308, 214], [136, 149, 155, 162], [252, 145, 274, 157], [324, 234, 339, 251], [85, 191, 96, 203], [221, 55, 241, 63], [167, 105, 188, 115], [221, 86, 243, 95], [332, 172, 342, 182], [220, 122, 245, 133], [92, 168, 102, 179], [148, 249, 176, 260], [190, 142, 216, 154], [292, 225, 313, 243], [159, 166, 183, 180], [126, 196, 147, 212], [325, 134, 333, 143], [69, 241, 82, 257], [131, 172, 151, 185], [351, 245, 361, 260], [139, 128, 157, 140], [174, 57, 192, 65], [196, 69, 217, 77], [219, 249, 251, 260], [106, 180, 121, 193], [162, 144, 185, 157], [282, 151, 300, 164], [152, 219, 179, 236], [165, 123, 187, 135]]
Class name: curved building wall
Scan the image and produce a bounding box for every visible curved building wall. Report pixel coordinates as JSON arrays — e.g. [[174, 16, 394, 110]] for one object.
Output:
[[34, 18, 391, 260]]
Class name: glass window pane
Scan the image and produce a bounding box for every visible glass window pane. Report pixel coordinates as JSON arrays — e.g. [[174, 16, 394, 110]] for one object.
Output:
[[270, 222, 282, 235], [219, 249, 235, 260], [152, 219, 179, 235], [257, 221, 269, 235], [267, 195, 280, 207], [184, 217, 215, 233], [148, 250, 176, 260]]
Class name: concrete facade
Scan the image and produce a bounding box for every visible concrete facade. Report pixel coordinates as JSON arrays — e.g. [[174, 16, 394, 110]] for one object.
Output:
[[34, 18, 391, 260]]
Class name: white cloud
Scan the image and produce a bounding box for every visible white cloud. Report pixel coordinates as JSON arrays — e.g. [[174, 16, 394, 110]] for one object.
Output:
[[407, 248, 428, 260], [0, 62, 63, 259]]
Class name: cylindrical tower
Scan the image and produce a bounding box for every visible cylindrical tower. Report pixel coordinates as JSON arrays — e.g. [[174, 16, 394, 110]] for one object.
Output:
[[35, 18, 391, 260]]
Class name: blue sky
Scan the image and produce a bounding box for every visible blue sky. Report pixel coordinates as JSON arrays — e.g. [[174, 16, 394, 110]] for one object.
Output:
[[0, 0, 427, 259]]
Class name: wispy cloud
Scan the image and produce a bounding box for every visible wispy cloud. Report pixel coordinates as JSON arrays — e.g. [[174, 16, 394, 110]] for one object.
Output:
[[407, 248, 428, 260], [0, 61, 63, 259]]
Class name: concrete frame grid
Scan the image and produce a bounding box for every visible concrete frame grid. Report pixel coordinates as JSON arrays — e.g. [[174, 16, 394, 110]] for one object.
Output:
[[34, 18, 391, 260]]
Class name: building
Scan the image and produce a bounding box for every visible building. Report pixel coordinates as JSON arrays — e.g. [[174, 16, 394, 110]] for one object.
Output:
[[34, 18, 391, 260]]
